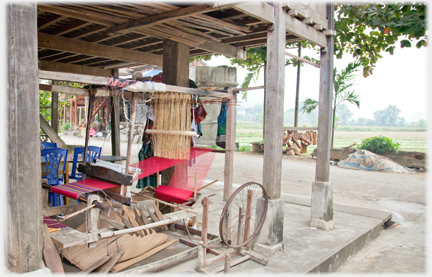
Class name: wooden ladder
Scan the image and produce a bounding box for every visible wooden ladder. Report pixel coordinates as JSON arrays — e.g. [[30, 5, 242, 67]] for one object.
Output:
[[75, 97, 108, 131]]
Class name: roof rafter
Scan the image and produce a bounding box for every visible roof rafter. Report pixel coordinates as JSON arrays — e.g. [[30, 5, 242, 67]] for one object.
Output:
[[38, 32, 163, 66]]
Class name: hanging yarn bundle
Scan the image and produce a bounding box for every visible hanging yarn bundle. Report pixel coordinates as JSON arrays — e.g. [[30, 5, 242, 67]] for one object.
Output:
[[151, 92, 192, 160]]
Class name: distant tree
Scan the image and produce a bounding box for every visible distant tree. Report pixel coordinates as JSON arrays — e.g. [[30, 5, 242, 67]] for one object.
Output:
[[336, 103, 354, 126], [302, 61, 361, 147], [373, 105, 405, 127], [354, 117, 375, 126], [405, 119, 427, 128]]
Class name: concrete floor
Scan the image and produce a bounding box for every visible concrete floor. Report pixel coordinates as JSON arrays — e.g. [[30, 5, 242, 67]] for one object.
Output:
[[56, 133, 426, 274]]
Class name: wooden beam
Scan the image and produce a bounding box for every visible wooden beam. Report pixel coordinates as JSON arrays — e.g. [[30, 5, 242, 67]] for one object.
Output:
[[39, 70, 107, 85], [284, 11, 327, 48], [105, 5, 214, 35], [232, 2, 275, 24], [282, 2, 328, 29], [39, 60, 112, 77], [38, 32, 163, 67], [40, 114, 68, 149], [37, 4, 123, 26], [38, 14, 65, 30], [51, 88, 59, 132], [285, 51, 320, 68]]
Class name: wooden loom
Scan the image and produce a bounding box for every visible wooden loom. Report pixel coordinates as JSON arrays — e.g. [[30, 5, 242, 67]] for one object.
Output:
[[40, 73, 238, 273]]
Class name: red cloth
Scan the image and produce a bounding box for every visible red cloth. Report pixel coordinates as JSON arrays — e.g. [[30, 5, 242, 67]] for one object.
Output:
[[50, 178, 118, 200], [154, 186, 194, 204], [89, 127, 96, 137], [131, 147, 213, 181]]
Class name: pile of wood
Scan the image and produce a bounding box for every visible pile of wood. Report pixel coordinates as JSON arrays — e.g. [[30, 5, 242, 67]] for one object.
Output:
[[283, 130, 317, 155], [60, 200, 178, 273]]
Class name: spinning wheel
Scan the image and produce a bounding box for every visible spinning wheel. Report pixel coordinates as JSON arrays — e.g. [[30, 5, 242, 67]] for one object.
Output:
[[219, 182, 268, 248]]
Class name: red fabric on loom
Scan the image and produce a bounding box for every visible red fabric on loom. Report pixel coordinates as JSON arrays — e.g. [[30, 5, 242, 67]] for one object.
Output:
[[43, 216, 69, 229], [154, 186, 194, 204], [50, 178, 118, 200], [131, 147, 213, 181]]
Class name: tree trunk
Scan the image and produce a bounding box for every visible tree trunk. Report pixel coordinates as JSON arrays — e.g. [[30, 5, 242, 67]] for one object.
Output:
[[331, 102, 337, 148], [294, 43, 302, 127]]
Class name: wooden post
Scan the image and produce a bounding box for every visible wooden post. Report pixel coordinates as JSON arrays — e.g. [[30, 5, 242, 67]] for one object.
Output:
[[223, 89, 236, 201], [7, 3, 43, 272], [223, 89, 236, 243], [243, 190, 253, 245], [315, 3, 335, 183], [111, 69, 121, 157], [201, 197, 209, 265], [74, 96, 78, 127], [224, 254, 231, 274], [83, 90, 95, 163], [125, 91, 138, 175], [310, 3, 335, 230], [237, 207, 243, 245], [161, 40, 189, 186], [262, 2, 286, 199], [51, 83, 59, 133], [69, 100, 73, 127]]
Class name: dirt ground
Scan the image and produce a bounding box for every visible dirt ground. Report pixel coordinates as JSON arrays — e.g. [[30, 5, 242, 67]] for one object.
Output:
[[60, 133, 427, 273]]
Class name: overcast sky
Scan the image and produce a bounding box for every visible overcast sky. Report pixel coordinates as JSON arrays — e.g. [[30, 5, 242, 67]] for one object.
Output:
[[205, 43, 428, 123]]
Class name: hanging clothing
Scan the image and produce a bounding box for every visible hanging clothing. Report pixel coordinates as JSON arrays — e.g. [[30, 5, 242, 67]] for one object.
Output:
[[216, 102, 227, 149]]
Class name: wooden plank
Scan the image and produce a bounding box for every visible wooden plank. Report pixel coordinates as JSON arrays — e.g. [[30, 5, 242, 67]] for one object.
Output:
[[80, 255, 111, 274], [39, 70, 107, 85], [43, 203, 87, 217], [284, 11, 327, 48], [143, 205, 160, 223], [38, 32, 163, 67], [42, 224, 64, 273], [122, 204, 145, 237], [105, 5, 214, 35], [232, 2, 274, 24], [151, 201, 169, 231], [283, 126, 318, 131], [285, 51, 320, 68], [239, 249, 268, 266], [263, 3, 286, 199], [98, 250, 124, 274], [40, 114, 68, 149], [39, 60, 112, 77], [113, 239, 182, 273], [50, 227, 93, 249], [137, 204, 152, 225]]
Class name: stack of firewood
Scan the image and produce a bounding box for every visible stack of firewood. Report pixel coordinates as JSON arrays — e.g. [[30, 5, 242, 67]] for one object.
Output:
[[283, 130, 317, 155]]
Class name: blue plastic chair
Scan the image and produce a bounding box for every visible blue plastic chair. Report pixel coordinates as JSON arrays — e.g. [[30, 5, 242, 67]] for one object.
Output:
[[40, 141, 57, 150], [41, 147, 68, 207], [70, 146, 102, 181]]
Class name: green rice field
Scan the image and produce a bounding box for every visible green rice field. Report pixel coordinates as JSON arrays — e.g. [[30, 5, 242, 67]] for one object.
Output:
[[235, 122, 428, 155]]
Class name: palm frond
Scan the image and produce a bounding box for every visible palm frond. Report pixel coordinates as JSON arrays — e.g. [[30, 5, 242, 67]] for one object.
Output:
[[301, 98, 319, 114]]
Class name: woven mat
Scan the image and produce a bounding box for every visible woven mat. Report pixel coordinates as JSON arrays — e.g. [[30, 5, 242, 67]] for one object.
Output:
[[62, 232, 168, 270]]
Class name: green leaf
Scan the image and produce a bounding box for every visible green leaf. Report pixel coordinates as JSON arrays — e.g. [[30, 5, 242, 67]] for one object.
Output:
[[400, 39, 412, 48]]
